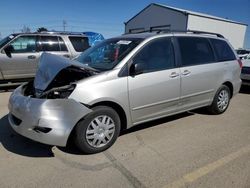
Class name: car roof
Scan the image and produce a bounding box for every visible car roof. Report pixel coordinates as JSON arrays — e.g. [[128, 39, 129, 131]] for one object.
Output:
[[116, 30, 225, 40], [118, 32, 156, 39], [11, 31, 88, 37]]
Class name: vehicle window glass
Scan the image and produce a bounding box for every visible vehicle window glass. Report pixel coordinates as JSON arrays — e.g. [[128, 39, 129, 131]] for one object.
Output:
[[0, 35, 16, 49], [178, 37, 215, 66], [40, 36, 60, 51], [76, 38, 142, 71], [68, 36, 90, 52], [9, 36, 36, 53], [133, 37, 175, 73], [58, 37, 68, 51], [210, 39, 236, 61]]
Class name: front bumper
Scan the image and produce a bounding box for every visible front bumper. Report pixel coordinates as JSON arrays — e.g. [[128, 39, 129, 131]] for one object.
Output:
[[8, 84, 92, 146]]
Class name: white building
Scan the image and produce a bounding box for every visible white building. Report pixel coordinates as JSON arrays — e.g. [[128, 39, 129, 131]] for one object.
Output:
[[125, 3, 247, 49]]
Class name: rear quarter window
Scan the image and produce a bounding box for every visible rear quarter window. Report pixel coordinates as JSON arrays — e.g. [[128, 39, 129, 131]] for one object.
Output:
[[210, 39, 236, 61], [69, 36, 90, 52], [177, 37, 215, 66]]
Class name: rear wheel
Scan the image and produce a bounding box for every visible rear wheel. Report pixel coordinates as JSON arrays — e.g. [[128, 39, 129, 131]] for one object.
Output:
[[208, 85, 231, 114], [74, 106, 121, 154]]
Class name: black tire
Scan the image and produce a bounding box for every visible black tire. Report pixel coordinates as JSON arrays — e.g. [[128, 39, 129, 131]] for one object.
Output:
[[207, 85, 231, 115], [74, 106, 121, 154]]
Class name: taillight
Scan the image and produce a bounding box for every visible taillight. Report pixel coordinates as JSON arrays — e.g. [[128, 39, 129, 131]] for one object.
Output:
[[237, 59, 243, 69]]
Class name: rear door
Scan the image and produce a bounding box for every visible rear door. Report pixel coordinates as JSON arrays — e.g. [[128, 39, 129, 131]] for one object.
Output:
[[128, 37, 181, 124], [176, 36, 222, 110], [38, 35, 71, 58], [0, 35, 39, 80]]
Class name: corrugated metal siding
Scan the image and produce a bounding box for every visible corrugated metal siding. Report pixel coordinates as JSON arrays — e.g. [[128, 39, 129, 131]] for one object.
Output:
[[125, 4, 187, 33], [187, 14, 247, 49]]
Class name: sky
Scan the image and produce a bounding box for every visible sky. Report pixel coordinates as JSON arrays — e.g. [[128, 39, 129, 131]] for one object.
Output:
[[0, 0, 249, 48]]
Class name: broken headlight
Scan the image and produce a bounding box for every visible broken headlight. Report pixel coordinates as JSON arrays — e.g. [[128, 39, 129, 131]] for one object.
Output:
[[36, 84, 76, 99]]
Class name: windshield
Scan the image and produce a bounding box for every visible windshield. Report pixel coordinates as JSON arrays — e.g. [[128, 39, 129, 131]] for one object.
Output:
[[0, 35, 16, 49], [76, 38, 142, 71]]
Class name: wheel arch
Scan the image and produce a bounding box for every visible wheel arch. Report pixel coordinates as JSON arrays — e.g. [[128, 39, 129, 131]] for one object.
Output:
[[222, 81, 233, 98], [66, 100, 128, 147], [90, 101, 128, 133]]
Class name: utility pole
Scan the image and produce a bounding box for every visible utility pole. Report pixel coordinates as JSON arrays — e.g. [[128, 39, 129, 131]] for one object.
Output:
[[63, 20, 67, 31]]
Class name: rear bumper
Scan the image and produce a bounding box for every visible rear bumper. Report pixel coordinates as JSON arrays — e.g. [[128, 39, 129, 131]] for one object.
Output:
[[8, 84, 92, 146], [232, 79, 242, 97], [241, 74, 250, 86]]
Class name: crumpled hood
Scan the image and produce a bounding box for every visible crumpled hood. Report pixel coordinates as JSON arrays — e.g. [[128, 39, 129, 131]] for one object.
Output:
[[34, 53, 95, 91]]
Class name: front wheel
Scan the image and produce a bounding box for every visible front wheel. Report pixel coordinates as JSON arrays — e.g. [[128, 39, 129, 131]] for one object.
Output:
[[208, 85, 231, 114], [74, 106, 121, 154]]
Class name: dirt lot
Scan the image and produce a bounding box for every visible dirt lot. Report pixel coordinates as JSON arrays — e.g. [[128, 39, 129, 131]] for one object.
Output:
[[0, 87, 250, 188]]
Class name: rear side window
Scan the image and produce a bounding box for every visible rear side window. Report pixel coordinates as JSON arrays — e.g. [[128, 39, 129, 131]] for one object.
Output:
[[39, 36, 60, 51], [178, 37, 215, 66], [210, 39, 236, 61], [69, 36, 90, 52]]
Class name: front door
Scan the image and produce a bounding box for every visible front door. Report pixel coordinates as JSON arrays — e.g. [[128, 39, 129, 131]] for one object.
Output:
[[128, 37, 181, 124], [0, 35, 39, 80]]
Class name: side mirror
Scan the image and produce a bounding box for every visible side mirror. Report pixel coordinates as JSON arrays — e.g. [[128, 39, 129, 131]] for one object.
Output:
[[4, 45, 13, 58], [130, 61, 145, 76]]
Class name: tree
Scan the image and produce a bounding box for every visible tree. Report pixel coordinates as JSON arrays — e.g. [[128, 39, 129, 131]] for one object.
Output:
[[37, 27, 48, 32], [21, 25, 31, 33]]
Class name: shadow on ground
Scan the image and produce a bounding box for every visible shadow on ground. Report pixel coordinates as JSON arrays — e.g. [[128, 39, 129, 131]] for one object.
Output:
[[121, 112, 194, 135], [0, 114, 54, 157], [1, 108, 203, 156], [59, 111, 195, 155], [240, 85, 250, 94], [0, 85, 18, 93]]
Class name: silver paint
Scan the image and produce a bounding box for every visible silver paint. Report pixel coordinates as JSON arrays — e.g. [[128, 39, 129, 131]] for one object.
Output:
[[8, 85, 92, 146], [86, 115, 115, 148], [8, 33, 242, 147]]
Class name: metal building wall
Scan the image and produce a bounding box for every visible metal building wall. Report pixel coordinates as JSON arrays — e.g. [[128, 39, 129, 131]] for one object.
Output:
[[187, 14, 247, 49], [125, 5, 187, 33]]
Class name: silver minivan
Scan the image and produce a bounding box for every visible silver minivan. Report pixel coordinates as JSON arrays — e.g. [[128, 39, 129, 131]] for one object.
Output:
[[0, 32, 89, 86], [8, 31, 242, 153]]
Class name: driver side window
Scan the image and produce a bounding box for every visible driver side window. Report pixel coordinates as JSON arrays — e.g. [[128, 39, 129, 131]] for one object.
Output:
[[132, 37, 175, 73], [9, 36, 37, 53]]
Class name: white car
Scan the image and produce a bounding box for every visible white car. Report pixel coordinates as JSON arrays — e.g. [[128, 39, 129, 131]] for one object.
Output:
[[241, 54, 250, 86], [236, 49, 250, 59]]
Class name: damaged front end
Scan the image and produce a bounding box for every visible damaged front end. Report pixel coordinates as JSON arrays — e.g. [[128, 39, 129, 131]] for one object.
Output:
[[25, 52, 98, 99], [8, 53, 96, 146]]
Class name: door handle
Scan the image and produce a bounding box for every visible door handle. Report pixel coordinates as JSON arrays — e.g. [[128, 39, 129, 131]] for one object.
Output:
[[27, 55, 36, 60], [169, 72, 180, 78], [182, 70, 191, 76]]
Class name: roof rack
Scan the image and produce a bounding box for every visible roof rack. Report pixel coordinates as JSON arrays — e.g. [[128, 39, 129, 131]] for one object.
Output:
[[127, 29, 224, 38], [35, 31, 86, 35], [185, 30, 224, 38]]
